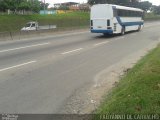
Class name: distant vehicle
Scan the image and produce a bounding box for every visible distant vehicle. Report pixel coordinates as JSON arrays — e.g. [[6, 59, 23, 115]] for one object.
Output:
[[90, 4, 144, 35], [21, 21, 57, 31]]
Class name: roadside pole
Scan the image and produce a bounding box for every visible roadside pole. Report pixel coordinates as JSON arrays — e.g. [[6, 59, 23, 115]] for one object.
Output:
[[44, 0, 46, 15]]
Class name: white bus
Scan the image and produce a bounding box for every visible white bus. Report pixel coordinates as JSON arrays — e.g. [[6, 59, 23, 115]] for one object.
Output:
[[90, 4, 144, 35]]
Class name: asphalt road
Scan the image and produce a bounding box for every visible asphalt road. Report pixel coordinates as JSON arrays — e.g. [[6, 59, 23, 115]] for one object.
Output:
[[0, 21, 160, 113]]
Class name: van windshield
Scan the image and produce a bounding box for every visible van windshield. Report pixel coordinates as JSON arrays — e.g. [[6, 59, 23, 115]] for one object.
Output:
[[25, 23, 31, 27]]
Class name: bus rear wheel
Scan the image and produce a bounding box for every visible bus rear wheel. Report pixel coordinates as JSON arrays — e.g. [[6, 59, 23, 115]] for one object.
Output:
[[137, 25, 142, 31], [121, 27, 125, 35]]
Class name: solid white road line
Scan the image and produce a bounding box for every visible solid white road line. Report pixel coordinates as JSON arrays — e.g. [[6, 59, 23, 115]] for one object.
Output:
[[0, 42, 50, 53], [0, 61, 37, 72], [61, 48, 83, 55], [94, 41, 109, 46]]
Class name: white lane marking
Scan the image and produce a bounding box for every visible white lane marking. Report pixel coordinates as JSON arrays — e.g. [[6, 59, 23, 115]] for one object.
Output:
[[0, 42, 50, 53], [54, 31, 89, 38], [61, 48, 83, 55], [115, 36, 125, 40], [130, 33, 137, 36], [94, 41, 109, 46], [0, 61, 37, 72]]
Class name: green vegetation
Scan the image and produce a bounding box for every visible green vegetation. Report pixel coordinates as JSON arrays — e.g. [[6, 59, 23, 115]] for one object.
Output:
[[144, 13, 160, 21], [0, 12, 89, 32], [97, 44, 160, 114], [0, 0, 41, 13]]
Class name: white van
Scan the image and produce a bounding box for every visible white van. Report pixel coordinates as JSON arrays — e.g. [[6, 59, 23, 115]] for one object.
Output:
[[21, 22, 38, 31], [21, 22, 56, 31]]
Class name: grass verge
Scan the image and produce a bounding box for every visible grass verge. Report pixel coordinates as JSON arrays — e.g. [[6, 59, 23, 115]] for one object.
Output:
[[97, 44, 160, 114], [144, 13, 160, 21], [0, 12, 89, 32]]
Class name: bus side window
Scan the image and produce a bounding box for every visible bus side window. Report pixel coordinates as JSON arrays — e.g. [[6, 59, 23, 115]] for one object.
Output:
[[126, 10, 129, 17], [128, 10, 132, 17], [118, 9, 123, 17]]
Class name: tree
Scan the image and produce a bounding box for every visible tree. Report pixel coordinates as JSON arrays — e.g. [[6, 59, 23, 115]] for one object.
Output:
[[137, 1, 152, 11], [40, 1, 49, 10], [0, 0, 41, 13], [152, 5, 160, 15], [0, 0, 15, 11], [30, 0, 41, 13], [88, 0, 133, 6], [0, 0, 8, 11], [18, 1, 30, 11]]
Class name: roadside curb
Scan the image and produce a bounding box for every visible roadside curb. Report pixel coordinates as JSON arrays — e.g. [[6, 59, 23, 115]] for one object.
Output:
[[0, 27, 89, 42]]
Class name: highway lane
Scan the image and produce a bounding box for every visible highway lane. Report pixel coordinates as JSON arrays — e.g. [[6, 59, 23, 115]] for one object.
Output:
[[0, 22, 160, 113]]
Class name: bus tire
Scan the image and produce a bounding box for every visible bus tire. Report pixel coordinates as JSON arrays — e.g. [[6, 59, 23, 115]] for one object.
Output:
[[137, 25, 141, 31], [121, 27, 125, 35]]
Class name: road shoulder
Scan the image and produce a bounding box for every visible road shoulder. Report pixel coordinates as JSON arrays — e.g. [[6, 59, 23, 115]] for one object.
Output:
[[58, 37, 160, 114]]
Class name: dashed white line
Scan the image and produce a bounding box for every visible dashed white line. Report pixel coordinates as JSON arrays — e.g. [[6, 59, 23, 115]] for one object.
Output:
[[54, 31, 89, 38], [115, 36, 125, 40], [94, 41, 109, 46], [61, 48, 83, 55], [0, 42, 50, 53], [130, 33, 137, 36], [0, 61, 37, 72]]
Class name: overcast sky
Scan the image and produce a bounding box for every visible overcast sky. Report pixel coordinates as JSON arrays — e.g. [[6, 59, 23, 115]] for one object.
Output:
[[42, 0, 160, 6]]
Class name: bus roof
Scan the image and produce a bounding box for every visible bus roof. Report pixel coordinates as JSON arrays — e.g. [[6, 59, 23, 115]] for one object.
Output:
[[93, 4, 143, 12]]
